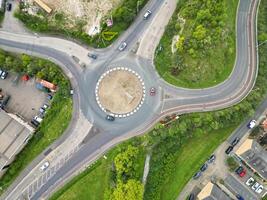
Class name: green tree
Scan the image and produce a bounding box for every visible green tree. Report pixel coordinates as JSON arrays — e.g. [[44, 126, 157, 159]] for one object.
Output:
[[193, 25, 207, 40], [114, 145, 139, 179], [111, 180, 144, 200]]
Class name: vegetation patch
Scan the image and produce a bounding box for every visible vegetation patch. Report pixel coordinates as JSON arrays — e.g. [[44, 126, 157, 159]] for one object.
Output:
[[0, 50, 72, 195], [155, 0, 238, 88]]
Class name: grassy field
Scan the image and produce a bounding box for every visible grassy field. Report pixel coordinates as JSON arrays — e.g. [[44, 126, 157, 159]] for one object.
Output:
[[159, 126, 237, 200], [50, 142, 146, 200], [155, 0, 238, 88], [0, 92, 72, 195]]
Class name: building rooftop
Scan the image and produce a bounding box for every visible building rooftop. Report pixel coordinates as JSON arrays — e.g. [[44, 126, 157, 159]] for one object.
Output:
[[0, 110, 33, 171], [235, 138, 267, 180], [197, 181, 231, 200]]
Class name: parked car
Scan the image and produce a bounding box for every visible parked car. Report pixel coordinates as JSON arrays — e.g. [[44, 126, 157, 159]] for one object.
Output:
[[118, 42, 127, 51], [193, 171, 201, 179], [42, 104, 49, 110], [1, 71, 8, 79], [31, 119, 40, 127], [47, 94, 53, 100], [247, 120, 256, 129], [40, 161, 50, 172], [143, 9, 152, 19], [207, 154, 216, 163], [235, 166, 244, 175], [225, 146, 233, 154], [200, 163, 208, 172], [0, 69, 3, 76], [252, 182, 260, 191], [150, 87, 156, 96], [34, 116, 43, 123], [39, 107, 46, 114], [255, 185, 263, 194], [231, 137, 240, 146], [239, 169, 246, 177], [188, 193, 195, 200], [106, 115, 115, 121], [87, 53, 97, 59], [0, 95, 10, 108], [246, 177, 255, 186], [236, 194, 244, 200]]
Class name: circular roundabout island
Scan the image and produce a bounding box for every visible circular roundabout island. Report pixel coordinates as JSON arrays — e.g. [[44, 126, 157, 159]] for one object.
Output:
[[95, 67, 145, 118]]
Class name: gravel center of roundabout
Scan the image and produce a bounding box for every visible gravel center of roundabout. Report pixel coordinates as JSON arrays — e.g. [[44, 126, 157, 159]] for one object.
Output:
[[95, 67, 145, 118]]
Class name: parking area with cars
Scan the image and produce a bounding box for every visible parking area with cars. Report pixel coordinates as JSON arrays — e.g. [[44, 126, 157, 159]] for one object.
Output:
[[0, 72, 47, 122], [225, 174, 264, 200]]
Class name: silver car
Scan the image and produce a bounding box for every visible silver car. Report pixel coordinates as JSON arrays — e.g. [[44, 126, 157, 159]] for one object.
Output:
[[118, 42, 127, 51]]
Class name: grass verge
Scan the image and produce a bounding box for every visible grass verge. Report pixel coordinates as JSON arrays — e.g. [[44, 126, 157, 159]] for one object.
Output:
[[159, 126, 236, 200], [155, 0, 238, 88], [50, 141, 146, 200]]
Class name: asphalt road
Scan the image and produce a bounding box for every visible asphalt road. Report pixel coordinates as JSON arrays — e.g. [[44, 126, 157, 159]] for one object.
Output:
[[0, 0, 260, 199]]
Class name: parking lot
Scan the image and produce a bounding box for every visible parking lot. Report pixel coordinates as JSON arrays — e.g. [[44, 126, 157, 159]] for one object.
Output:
[[225, 173, 266, 200], [0, 73, 46, 121]]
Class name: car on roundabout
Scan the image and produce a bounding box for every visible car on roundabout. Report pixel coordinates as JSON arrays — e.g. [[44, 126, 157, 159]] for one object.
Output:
[[106, 115, 115, 121]]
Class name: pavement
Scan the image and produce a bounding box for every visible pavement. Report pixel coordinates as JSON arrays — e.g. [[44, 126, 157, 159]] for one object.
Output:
[[0, 0, 261, 199], [0, 74, 46, 121]]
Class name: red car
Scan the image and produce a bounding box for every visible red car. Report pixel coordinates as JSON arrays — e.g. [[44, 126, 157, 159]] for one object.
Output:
[[150, 87, 156, 96], [239, 170, 246, 177]]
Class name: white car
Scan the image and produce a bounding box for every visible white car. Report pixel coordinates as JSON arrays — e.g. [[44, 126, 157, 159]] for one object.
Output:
[[34, 116, 43, 123], [40, 161, 50, 172], [255, 185, 263, 194], [247, 120, 256, 129], [143, 9, 152, 19], [246, 177, 254, 186], [118, 42, 127, 51], [252, 182, 260, 191], [43, 104, 49, 109]]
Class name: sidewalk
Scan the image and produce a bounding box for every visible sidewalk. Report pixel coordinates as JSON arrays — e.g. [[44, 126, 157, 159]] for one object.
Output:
[[137, 0, 177, 60]]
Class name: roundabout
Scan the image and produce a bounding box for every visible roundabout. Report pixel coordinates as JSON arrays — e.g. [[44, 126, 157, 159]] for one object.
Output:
[[95, 67, 146, 118]]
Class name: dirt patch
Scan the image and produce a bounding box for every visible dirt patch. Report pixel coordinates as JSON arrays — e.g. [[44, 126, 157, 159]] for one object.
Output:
[[98, 70, 143, 114], [28, 0, 122, 35]]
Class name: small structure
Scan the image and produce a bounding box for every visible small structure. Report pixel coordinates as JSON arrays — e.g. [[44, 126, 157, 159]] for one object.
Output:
[[235, 138, 267, 181], [197, 181, 231, 200], [34, 0, 52, 14]]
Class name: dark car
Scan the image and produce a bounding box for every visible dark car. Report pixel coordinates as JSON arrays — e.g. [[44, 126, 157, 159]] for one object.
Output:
[[200, 163, 208, 172], [235, 166, 244, 174], [193, 171, 201, 179], [231, 137, 240, 146], [0, 95, 10, 108], [31, 119, 40, 128], [236, 194, 244, 200], [87, 53, 97, 59], [188, 193, 195, 200], [6, 3, 12, 11], [47, 94, 53, 100], [225, 146, 233, 154], [106, 115, 115, 121], [207, 154, 216, 163]]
